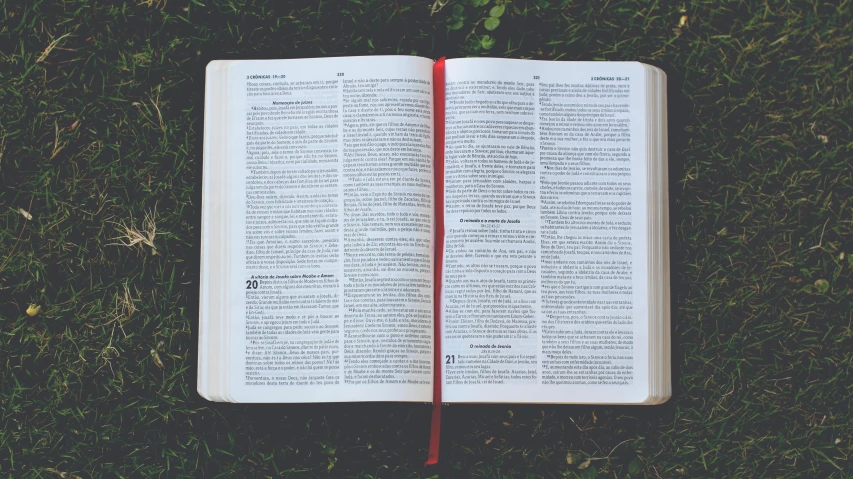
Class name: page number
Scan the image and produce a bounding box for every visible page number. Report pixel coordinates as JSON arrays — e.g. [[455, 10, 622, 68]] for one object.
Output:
[[445, 354, 455, 364], [533, 75, 540, 79], [337, 72, 344, 76]]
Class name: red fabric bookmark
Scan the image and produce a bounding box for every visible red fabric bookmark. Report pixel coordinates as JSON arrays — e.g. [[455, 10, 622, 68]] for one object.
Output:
[[426, 57, 446, 466]]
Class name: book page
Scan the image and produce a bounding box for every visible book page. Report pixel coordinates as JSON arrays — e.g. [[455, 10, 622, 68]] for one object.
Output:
[[219, 56, 435, 402], [441, 58, 650, 404]]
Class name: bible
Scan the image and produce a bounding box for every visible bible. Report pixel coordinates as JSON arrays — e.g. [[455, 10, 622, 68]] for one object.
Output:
[[198, 56, 670, 413]]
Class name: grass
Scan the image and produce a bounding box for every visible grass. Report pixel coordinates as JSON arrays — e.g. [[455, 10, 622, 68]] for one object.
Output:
[[1, 0, 852, 477]]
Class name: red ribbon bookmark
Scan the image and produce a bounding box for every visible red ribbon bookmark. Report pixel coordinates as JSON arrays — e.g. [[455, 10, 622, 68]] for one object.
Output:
[[426, 57, 446, 466]]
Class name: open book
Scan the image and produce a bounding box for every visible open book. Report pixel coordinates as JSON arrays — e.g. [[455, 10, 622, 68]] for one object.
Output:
[[199, 56, 670, 409]]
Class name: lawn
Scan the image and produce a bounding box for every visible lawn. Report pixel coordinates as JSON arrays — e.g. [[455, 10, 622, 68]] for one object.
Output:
[[2, 0, 853, 477]]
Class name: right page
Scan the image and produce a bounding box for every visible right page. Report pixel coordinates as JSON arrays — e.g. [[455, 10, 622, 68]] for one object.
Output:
[[441, 58, 652, 404]]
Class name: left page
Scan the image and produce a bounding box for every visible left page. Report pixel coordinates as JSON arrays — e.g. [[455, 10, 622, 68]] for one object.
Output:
[[206, 56, 435, 402]]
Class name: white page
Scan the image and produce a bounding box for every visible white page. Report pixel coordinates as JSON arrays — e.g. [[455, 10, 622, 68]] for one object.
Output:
[[218, 56, 435, 402], [441, 58, 650, 404]]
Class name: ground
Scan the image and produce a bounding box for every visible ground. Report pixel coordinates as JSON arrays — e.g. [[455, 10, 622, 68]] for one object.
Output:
[[1, 1, 852, 478]]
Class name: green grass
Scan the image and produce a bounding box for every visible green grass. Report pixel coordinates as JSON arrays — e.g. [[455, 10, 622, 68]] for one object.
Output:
[[1, 0, 852, 477]]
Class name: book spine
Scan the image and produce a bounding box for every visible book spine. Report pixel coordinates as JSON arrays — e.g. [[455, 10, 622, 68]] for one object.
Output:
[[426, 57, 446, 466]]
